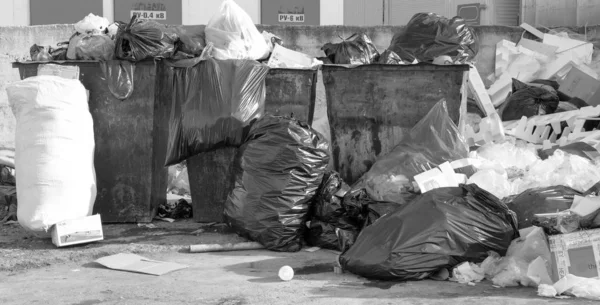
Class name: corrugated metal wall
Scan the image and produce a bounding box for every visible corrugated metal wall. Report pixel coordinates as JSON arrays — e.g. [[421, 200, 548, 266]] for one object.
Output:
[[386, 0, 448, 25], [495, 0, 521, 25]]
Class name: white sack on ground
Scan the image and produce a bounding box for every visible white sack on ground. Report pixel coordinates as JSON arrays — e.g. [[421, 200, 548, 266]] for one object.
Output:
[[7, 75, 96, 232]]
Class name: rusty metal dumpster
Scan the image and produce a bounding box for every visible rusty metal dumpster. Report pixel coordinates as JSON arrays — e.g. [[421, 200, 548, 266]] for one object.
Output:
[[186, 68, 319, 223], [15, 61, 168, 223], [322, 63, 469, 184]]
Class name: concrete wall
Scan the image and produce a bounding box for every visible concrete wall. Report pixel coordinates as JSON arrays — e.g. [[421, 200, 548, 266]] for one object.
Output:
[[1, 23, 599, 150]]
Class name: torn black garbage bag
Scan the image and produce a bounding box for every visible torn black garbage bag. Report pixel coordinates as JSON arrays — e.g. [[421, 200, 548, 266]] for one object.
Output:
[[339, 184, 518, 281], [376, 49, 404, 65], [115, 15, 178, 61], [164, 58, 269, 166], [504, 186, 579, 230], [224, 115, 330, 252], [321, 33, 380, 65], [388, 13, 478, 63], [501, 78, 559, 121]]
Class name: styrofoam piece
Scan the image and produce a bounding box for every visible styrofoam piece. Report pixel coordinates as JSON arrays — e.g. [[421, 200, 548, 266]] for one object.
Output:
[[465, 112, 505, 146], [468, 65, 496, 116], [488, 73, 512, 107], [520, 23, 545, 39]]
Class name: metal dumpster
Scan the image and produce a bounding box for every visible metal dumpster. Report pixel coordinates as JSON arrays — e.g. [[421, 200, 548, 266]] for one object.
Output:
[[15, 61, 168, 223], [322, 64, 469, 184], [186, 68, 319, 223]]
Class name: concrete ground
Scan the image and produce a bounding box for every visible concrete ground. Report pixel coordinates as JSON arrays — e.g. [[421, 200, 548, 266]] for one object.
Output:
[[0, 220, 592, 305]]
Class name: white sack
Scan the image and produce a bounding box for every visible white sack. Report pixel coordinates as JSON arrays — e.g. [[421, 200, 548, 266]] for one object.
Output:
[[7, 75, 96, 232]]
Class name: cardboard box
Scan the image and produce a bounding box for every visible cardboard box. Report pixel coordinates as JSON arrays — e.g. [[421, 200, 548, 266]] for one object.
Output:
[[549, 228, 600, 282], [267, 44, 314, 69], [51, 214, 103, 247], [559, 66, 600, 103]]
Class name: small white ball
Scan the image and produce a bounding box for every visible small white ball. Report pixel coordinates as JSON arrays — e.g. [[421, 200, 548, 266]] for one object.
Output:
[[278, 265, 294, 281]]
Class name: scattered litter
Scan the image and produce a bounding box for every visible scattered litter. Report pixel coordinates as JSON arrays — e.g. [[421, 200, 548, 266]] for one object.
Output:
[[189, 242, 264, 253], [190, 229, 204, 235], [95, 253, 188, 276], [538, 284, 558, 298], [4, 220, 18, 225], [158, 196, 192, 220], [155, 217, 175, 223], [278, 266, 294, 281], [137, 223, 157, 229], [304, 247, 321, 253], [51, 214, 104, 247], [452, 262, 485, 284]]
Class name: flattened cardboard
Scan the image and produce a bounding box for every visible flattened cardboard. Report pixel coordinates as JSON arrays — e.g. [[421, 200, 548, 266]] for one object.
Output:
[[95, 253, 188, 276], [520, 23, 545, 39], [548, 228, 600, 282]]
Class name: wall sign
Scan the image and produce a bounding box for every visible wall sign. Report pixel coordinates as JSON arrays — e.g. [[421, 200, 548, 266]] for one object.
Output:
[[262, 0, 320, 25], [114, 0, 181, 24]]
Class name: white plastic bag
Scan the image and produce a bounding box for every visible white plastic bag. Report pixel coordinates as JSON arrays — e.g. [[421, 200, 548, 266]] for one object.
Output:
[[74, 13, 109, 35], [7, 76, 97, 233], [205, 0, 269, 60], [467, 169, 513, 199]]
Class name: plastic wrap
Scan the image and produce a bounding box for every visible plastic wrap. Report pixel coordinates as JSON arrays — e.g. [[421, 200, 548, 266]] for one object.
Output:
[[115, 15, 177, 61], [359, 100, 469, 204], [376, 49, 404, 65], [467, 169, 512, 199], [501, 78, 560, 121], [164, 58, 269, 166], [74, 35, 115, 60], [539, 142, 599, 161], [321, 33, 380, 65], [475, 140, 540, 173], [513, 150, 600, 194], [388, 13, 478, 63], [505, 186, 579, 230], [224, 115, 330, 252], [205, 0, 269, 60], [339, 184, 518, 280], [171, 26, 206, 58], [101, 60, 135, 100]]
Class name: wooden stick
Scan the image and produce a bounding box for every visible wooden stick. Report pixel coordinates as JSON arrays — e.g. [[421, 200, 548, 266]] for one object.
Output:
[[189, 242, 264, 253]]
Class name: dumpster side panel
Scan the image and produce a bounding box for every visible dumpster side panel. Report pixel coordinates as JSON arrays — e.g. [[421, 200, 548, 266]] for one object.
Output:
[[323, 64, 468, 184], [188, 68, 318, 223], [16, 61, 166, 223]]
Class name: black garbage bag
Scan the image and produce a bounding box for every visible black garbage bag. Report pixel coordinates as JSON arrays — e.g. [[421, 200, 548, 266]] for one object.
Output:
[[115, 15, 178, 61], [164, 58, 269, 166], [376, 49, 404, 65], [321, 33, 380, 65], [224, 115, 330, 252], [306, 171, 361, 251], [339, 184, 518, 281], [388, 13, 478, 63], [342, 187, 403, 229], [501, 79, 559, 121], [356, 100, 469, 204], [504, 186, 580, 229]]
